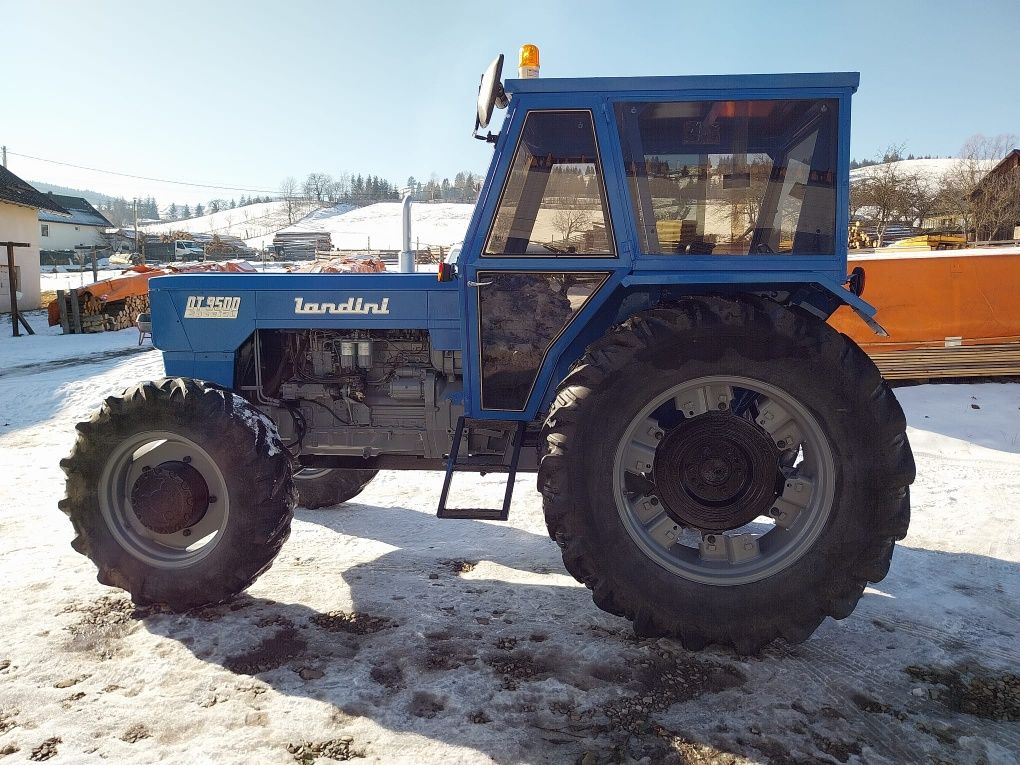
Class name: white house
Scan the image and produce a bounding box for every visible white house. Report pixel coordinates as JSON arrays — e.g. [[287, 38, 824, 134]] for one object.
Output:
[[0, 166, 70, 313], [38, 194, 112, 252]]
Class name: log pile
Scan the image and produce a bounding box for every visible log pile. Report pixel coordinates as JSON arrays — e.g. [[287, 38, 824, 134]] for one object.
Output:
[[295, 256, 387, 274], [70, 292, 150, 333], [273, 231, 332, 259]]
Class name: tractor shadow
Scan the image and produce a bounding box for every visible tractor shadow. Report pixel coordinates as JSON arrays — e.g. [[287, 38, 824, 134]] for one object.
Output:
[[138, 501, 1020, 764]]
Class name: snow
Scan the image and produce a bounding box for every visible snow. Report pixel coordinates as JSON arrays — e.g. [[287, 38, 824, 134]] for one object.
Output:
[[850, 158, 997, 188], [138, 200, 476, 255], [0, 310, 145, 372], [39, 269, 132, 294], [142, 202, 317, 243], [231, 394, 284, 457], [248, 202, 475, 252], [1, 323, 1018, 763]]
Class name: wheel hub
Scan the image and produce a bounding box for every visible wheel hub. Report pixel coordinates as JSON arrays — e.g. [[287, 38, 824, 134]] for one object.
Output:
[[653, 411, 780, 532], [130, 461, 210, 535]]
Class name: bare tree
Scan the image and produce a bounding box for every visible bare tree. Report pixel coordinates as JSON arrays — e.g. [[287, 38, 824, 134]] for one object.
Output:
[[853, 145, 912, 246], [302, 173, 333, 203], [280, 177, 299, 224], [552, 208, 592, 241], [940, 134, 1019, 241], [902, 170, 941, 230]]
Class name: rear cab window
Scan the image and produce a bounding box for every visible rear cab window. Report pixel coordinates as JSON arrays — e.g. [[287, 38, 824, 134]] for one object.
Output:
[[615, 99, 838, 256]]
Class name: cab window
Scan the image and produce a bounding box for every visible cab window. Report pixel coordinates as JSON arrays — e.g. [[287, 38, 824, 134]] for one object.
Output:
[[615, 99, 838, 256], [485, 110, 615, 257]]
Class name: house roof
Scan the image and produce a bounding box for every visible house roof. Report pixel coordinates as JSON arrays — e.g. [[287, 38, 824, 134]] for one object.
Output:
[[986, 148, 1020, 177], [0, 166, 70, 215], [38, 194, 113, 227]]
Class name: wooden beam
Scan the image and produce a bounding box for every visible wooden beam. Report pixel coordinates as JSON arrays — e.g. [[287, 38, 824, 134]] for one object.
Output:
[[4, 241, 31, 338], [57, 289, 70, 334], [69, 288, 82, 334]]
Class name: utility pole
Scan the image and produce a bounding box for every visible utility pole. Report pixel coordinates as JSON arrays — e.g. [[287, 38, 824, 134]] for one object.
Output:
[[1, 145, 6, 168], [133, 199, 139, 261]]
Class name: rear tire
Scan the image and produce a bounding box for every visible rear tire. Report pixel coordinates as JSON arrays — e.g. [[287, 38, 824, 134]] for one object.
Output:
[[293, 468, 378, 509], [539, 296, 914, 654], [60, 378, 295, 611]]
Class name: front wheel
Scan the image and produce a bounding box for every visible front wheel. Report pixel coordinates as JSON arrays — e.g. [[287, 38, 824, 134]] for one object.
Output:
[[60, 378, 296, 610], [539, 297, 914, 654], [293, 468, 378, 509]]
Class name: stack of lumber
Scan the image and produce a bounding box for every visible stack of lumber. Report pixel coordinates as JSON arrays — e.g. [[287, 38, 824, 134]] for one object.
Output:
[[849, 221, 874, 249], [273, 231, 331, 259]]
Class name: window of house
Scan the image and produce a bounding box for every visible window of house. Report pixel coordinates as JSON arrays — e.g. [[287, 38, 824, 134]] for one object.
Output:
[[41, 224, 49, 237], [485, 110, 615, 256], [615, 99, 838, 256]]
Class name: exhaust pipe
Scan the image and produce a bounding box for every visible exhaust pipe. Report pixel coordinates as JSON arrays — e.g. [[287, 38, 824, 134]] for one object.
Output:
[[399, 193, 415, 273]]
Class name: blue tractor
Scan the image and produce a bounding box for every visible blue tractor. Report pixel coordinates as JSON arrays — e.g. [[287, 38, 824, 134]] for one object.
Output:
[[61, 50, 914, 653]]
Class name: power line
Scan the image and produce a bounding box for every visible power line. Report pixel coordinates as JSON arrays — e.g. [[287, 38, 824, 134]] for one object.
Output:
[[6, 150, 281, 194]]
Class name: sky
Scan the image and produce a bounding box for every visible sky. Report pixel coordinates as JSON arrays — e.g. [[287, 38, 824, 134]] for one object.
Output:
[[1, 0, 1018, 207]]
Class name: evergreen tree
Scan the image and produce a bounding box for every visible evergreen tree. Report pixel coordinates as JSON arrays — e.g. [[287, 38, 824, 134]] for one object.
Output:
[[230, 198, 236, 209], [167, 202, 178, 220], [194, 203, 205, 217], [181, 204, 192, 219]]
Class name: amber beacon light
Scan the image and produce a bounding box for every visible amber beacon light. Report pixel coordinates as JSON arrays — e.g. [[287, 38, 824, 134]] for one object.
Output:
[[518, 44, 540, 78]]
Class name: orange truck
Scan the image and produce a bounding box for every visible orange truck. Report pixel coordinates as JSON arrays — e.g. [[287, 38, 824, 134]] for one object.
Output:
[[830, 246, 1020, 379]]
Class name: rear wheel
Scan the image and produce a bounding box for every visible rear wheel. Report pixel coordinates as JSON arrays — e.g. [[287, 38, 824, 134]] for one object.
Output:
[[60, 378, 295, 610], [293, 468, 378, 509], [539, 297, 914, 653]]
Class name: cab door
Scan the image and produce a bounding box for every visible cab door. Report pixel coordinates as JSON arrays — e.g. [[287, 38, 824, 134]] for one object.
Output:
[[462, 100, 632, 420]]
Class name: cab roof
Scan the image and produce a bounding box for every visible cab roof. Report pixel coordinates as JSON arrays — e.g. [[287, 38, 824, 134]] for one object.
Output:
[[505, 72, 860, 96]]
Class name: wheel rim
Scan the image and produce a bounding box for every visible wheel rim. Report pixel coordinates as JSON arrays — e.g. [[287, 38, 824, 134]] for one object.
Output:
[[293, 468, 332, 481], [612, 375, 836, 586], [99, 430, 230, 569]]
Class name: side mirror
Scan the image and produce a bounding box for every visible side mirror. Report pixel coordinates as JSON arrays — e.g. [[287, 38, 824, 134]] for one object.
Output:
[[475, 54, 508, 132]]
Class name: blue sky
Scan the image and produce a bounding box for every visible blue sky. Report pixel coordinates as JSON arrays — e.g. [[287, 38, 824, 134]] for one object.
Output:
[[1, 0, 1017, 205]]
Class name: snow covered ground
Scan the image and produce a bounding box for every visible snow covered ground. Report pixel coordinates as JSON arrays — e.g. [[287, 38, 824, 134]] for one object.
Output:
[[0, 319, 1018, 764], [138, 200, 475, 256], [849, 158, 997, 188], [38, 269, 131, 294], [249, 202, 476, 252], [142, 202, 318, 243]]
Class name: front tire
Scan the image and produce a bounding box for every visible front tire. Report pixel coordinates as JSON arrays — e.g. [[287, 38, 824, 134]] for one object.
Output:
[[60, 378, 296, 610], [293, 468, 378, 509], [539, 297, 914, 653]]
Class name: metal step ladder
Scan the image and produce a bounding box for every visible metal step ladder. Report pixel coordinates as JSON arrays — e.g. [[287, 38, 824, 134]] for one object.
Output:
[[436, 417, 525, 521]]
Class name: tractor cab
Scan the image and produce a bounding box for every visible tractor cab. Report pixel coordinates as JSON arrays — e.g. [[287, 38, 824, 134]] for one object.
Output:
[[455, 47, 866, 420]]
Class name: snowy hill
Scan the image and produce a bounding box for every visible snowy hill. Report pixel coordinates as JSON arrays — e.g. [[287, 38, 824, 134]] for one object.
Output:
[[850, 158, 996, 188], [250, 201, 476, 251], [142, 201, 316, 242]]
